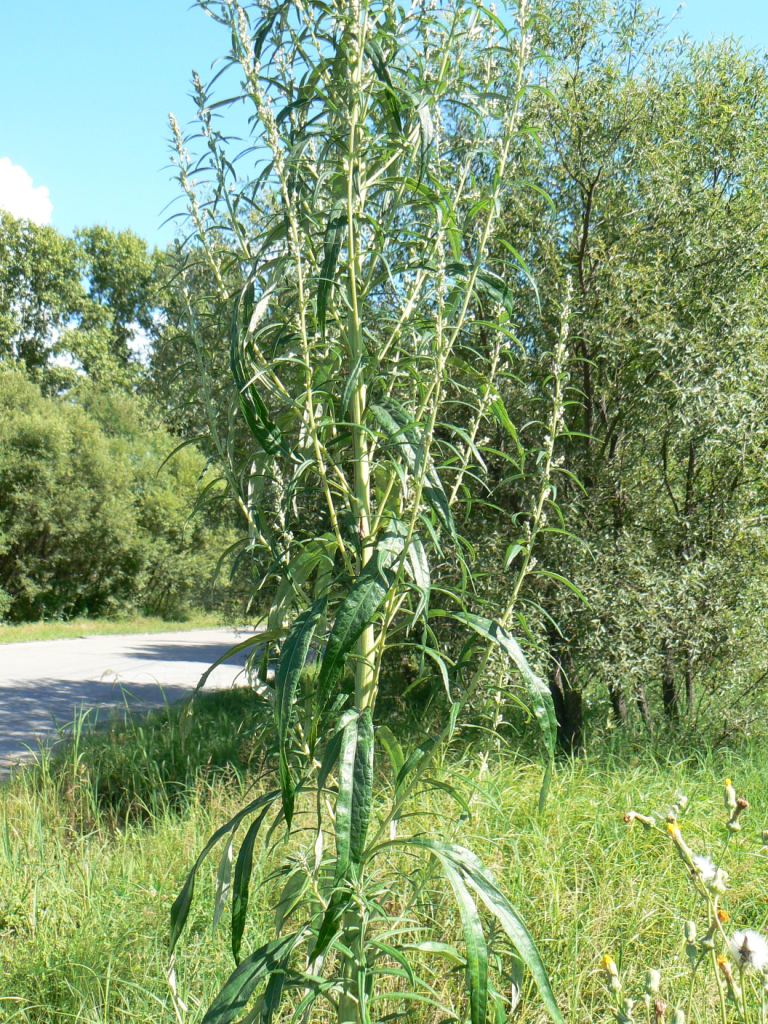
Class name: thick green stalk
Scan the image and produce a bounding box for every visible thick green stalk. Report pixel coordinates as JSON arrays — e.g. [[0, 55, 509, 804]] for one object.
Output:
[[345, 4, 376, 717], [340, 9, 373, 1024]]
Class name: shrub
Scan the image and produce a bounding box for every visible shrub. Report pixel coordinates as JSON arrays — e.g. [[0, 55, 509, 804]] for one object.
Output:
[[0, 365, 239, 622]]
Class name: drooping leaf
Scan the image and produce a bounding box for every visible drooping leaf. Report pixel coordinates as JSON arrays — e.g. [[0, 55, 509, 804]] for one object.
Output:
[[405, 534, 431, 623], [231, 281, 287, 456], [274, 867, 309, 936], [334, 708, 374, 882], [408, 839, 563, 1024], [315, 530, 406, 712], [275, 598, 327, 824], [377, 724, 405, 780], [317, 200, 346, 339], [364, 38, 404, 135], [193, 627, 284, 696], [441, 860, 488, 1024], [369, 402, 455, 537], [231, 805, 273, 964], [452, 611, 556, 808], [201, 931, 304, 1024], [170, 790, 279, 954], [446, 262, 515, 317], [311, 889, 349, 962], [212, 839, 234, 933]]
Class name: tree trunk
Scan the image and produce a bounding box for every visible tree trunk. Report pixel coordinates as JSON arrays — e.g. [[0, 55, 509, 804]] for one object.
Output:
[[661, 639, 678, 720], [608, 682, 629, 726], [684, 650, 695, 718], [549, 658, 585, 754], [635, 680, 653, 732]]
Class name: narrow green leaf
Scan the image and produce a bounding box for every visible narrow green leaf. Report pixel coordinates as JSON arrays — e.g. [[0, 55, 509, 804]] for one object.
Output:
[[194, 628, 285, 695], [406, 941, 465, 966], [315, 532, 405, 711], [405, 534, 431, 623], [275, 598, 327, 824], [170, 790, 279, 954], [212, 839, 234, 933], [317, 200, 346, 339], [369, 402, 455, 537], [231, 281, 287, 456], [452, 611, 556, 808], [201, 931, 303, 1024], [441, 860, 488, 1024], [231, 806, 272, 964], [350, 708, 374, 863], [274, 868, 309, 936], [340, 354, 366, 417], [377, 724, 405, 780], [311, 889, 349, 962], [409, 840, 563, 1024], [369, 940, 416, 986], [334, 708, 374, 882]]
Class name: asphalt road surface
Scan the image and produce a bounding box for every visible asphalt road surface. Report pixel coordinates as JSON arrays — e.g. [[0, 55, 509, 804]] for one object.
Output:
[[0, 628, 258, 772]]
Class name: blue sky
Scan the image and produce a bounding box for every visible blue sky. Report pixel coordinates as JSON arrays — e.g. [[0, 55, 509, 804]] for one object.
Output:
[[1, 1, 766, 248]]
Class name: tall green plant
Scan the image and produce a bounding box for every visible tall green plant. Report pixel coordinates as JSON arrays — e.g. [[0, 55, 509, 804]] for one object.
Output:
[[169, 1, 564, 1021]]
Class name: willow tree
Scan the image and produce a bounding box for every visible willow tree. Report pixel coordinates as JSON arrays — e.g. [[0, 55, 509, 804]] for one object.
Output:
[[169, 1, 565, 1022]]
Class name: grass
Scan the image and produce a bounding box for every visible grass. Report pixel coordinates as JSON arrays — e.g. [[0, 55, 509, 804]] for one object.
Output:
[[0, 612, 228, 645], [1, 697, 766, 1023]]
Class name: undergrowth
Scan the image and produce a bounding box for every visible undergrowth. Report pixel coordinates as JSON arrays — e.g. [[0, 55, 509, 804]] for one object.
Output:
[[1, 693, 766, 1022]]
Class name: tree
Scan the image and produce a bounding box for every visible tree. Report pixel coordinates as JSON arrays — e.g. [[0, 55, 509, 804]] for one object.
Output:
[[495, 1, 768, 743], [0, 211, 83, 376], [0, 212, 162, 389], [0, 365, 239, 622]]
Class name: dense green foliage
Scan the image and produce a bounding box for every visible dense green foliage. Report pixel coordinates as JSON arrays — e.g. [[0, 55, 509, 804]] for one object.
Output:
[[0, 367, 237, 622], [0, 212, 161, 389], [504, 1, 768, 745]]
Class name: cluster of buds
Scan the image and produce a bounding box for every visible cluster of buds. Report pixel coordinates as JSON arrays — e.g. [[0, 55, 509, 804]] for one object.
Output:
[[601, 959, 685, 1023], [723, 778, 749, 832]]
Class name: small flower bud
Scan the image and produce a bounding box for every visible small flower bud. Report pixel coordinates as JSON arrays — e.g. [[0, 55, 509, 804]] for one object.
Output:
[[601, 954, 622, 993], [645, 970, 662, 997], [617, 996, 635, 1022], [667, 823, 695, 868], [717, 954, 743, 1003], [654, 998, 667, 1023], [727, 797, 749, 832], [672, 1010, 686, 1024], [724, 779, 737, 813], [684, 921, 697, 943]]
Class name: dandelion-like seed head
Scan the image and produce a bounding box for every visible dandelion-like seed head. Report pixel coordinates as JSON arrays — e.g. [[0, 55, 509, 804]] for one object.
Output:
[[691, 854, 716, 883], [728, 930, 768, 973], [690, 854, 727, 893]]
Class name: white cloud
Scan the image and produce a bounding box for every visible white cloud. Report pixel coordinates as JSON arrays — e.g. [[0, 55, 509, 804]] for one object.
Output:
[[0, 157, 53, 225]]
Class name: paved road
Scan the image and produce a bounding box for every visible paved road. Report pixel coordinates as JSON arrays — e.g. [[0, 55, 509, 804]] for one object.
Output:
[[0, 628, 258, 771]]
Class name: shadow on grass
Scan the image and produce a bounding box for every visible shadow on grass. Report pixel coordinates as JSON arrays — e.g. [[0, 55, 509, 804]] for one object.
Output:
[[34, 688, 273, 825]]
